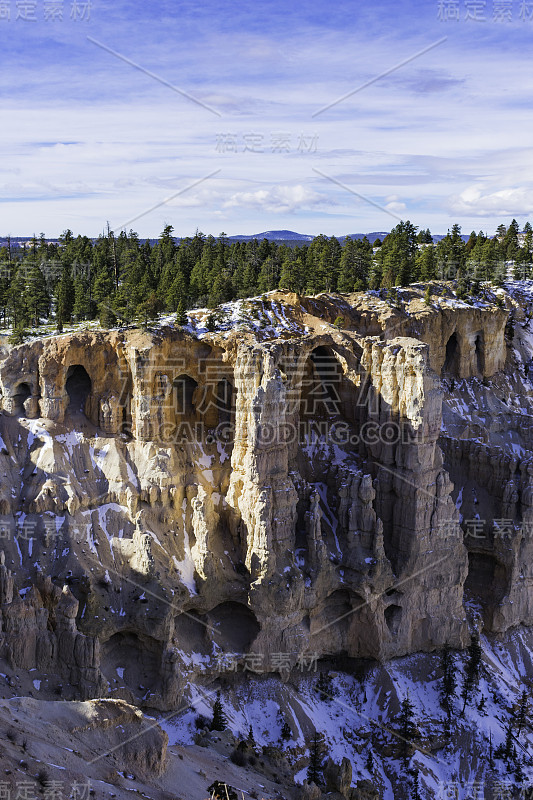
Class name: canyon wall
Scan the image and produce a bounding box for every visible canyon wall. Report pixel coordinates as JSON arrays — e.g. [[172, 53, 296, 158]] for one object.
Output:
[[0, 284, 524, 707]]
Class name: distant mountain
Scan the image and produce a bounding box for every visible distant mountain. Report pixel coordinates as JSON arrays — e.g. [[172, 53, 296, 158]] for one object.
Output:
[[0, 230, 473, 248], [344, 232, 390, 244], [229, 230, 315, 242], [431, 233, 470, 243]]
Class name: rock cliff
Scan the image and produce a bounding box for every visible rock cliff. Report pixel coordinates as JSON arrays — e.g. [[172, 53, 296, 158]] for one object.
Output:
[[0, 281, 527, 709]]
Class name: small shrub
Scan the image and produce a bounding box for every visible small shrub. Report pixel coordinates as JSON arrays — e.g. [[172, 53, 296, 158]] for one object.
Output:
[[194, 714, 209, 730], [8, 327, 27, 346], [230, 748, 247, 767], [37, 769, 49, 788]]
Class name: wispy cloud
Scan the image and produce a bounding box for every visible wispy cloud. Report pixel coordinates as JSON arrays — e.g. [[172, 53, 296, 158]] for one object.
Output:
[[1, 0, 533, 234]]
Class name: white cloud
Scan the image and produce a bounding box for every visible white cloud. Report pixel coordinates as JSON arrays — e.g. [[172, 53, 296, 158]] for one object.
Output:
[[384, 195, 406, 214], [449, 185, 533, 217], [223, 184, 322, 214]]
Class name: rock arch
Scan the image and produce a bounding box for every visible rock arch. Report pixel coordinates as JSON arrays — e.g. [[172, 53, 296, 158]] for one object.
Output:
[[173, 374, 197, 417], [474, 331, 485, 376], [216, 378, 233, 427], [311, 588, 380, 659], [384, 603, 402, 635], [101, 630, 164, 698], [65, 364, 92, 415], [298, 344, 360, 426], [444, 332, 460, 375], [464, 551, 509, 607], [12, 381, 31, 416], [306, 346, 342, 417], [207, 601, 260, 652]]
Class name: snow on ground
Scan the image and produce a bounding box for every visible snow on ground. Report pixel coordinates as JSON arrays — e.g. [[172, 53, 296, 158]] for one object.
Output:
[[156, 629, 533, 799], [185, 292, 309, 340], [54, 430, 85, 452]]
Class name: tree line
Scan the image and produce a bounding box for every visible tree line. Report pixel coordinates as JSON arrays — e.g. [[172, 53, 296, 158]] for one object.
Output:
[[0, 218, 531, 336]]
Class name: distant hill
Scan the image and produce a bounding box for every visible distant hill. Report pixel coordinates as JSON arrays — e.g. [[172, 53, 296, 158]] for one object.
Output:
[[229, 230, 315, 242], [344, 232, 390, 244], [0, 230, 474, 248]]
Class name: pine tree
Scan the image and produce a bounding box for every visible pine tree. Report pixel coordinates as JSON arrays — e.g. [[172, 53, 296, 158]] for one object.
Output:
[[165, 266, 188, 312], [515, 757, 526, 784], [514, 689, 530, 736], [92, 261, 114, 307], [210, 691, 227, 731], [72, 274, 92, 321], [136, 291, 161, 328], [306, 730, 325, 786], [98, 302, 116, 329], [503, 720, 514, 761], [55, 265, 74, 328], [26, 263, 50, 327], [379, 221, 418, 287], [461, 632, 482, 714], [408, 767, 422, 800], [8, 325, 27, 345], [398, 694, 417, 763], [246, 724, 255, 749], [278, 256, 304, 294], [280, 721, 291, 742], [353, 240, 371, 290], [175, 299, 187, 326], [7, 267, 28, 328], [440, 642, 457, 717], [338, 237, 356, 292]]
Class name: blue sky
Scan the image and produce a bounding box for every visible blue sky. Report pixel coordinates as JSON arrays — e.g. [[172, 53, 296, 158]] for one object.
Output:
[[2, 0, 533, 237]]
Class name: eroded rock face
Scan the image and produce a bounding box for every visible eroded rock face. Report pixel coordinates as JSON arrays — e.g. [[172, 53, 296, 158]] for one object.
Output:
[[0, 284, 522, 705], [0, 569, 105, 698]]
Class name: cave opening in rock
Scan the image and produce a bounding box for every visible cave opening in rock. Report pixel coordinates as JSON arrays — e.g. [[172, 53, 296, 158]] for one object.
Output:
[[444, 332, 460, 375], [384, 604, 402, 635], [300, 346, 347, 424], [321, 589, 352, 639], [13, 382, 31, 415], [310, 347, 343, 413], [101, 630, 164, 697], [217, 378, 233, 426], [208, 601, 260, 652], [174, 609, 210, 654], [474, 332, 485, 376], [173, 374, 197, 416], [464, 551, 508, 606], [312, 588, 379, 659], [66, 365, 92, 413]]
